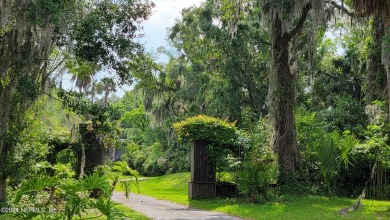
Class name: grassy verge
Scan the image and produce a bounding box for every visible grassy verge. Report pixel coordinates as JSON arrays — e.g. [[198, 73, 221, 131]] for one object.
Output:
[[117, 172, 189, 204], [77, 204, 151, 220], [116, 172, 390, 220]]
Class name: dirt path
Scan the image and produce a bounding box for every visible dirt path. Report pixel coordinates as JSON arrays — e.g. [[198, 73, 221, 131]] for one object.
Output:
[[112, 191, 244, 220]]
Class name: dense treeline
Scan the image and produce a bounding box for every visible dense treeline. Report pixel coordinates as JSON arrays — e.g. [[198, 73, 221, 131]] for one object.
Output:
[[2, 0, 390, 218]]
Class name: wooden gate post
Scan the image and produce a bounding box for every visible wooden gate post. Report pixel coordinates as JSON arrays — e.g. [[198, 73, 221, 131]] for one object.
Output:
[[188, 141, 216, 199]]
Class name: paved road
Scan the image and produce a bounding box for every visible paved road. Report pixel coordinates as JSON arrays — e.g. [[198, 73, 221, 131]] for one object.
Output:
[[112, 191, 245, 220]]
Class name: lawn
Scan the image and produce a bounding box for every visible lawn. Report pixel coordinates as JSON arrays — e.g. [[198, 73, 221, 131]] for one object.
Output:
[[116, 172, 390, 220]]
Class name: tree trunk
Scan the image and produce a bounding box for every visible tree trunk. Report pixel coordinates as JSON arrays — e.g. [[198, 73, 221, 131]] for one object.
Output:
[[0, 140, 8, 202], [269, 14, 299, 176], [383, 19, 390, 118], [0, 174, 5, 202], [367, 15, 386, 103], [76, 124, 105, 178], [386, 65, 390, 118]]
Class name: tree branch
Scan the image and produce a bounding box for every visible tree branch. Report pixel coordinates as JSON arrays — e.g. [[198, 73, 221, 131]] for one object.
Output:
[[326, 1, 370, 18], [288, 3, 312, 40]]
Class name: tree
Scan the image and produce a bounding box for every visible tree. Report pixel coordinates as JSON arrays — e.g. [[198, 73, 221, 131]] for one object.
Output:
[[351, 0, 390, 116], [265, 1, 312, 176], [167, 2, 269, 122], [0, 0, 77, 202], [215, 0, 336, 177], [0, 0, 154, 201], [257, 1, 331, 177]]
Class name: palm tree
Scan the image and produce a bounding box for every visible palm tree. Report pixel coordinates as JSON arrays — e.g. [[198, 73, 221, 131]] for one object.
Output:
[[67, 59, 97, 93], [95, 77, 116, 107]]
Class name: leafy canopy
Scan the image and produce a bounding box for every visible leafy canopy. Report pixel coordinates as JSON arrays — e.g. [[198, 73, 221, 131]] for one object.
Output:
[[173, 115, 237, 146]]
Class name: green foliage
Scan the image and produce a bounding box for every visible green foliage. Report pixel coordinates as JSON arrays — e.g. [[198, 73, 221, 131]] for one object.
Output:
[[9, 164, 128, 220], [72, 0, 154, 83], [93, 196, 125, 220], [315, 133, 340, 194], [57, 89, 122, 150], [316, 132, 358, 194], [237, 159, 278, 203], [338, 121, 390, 199], [339, 131, 359, 168], [296, 110, 360, 195], [80, 172, 111, 197], [173, 115, 237, 145], [111, 161, 140, 197], [1, 96, 73, 194], [27, 0, 76, 26], [121, 107, 149, 131], [316, 96, 367, 134], [14, 175, 56, 204], [235, 117, 277, 202], [123, 141, 171, 176]]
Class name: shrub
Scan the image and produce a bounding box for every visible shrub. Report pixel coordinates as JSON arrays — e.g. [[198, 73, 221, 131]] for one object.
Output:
[[237, 159, 278, 203], [9, 163, 127, 220], [173, 115, 237, 146], [235, 118, 278, 202]]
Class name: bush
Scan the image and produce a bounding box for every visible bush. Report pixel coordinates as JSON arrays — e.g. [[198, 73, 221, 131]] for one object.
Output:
[[337, 123, 390, 199], [123, 142, 169, 176], [173, 115, 237, 146], [235, 118, 278, 203], [237, 159, 278, 203], [7, 163, 127, 220]]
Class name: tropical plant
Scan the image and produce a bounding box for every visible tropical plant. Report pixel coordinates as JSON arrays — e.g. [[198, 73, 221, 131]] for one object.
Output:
[[238, 159, 278, 203], [313, 131, 359, 194], [10, 164, 127, 220]]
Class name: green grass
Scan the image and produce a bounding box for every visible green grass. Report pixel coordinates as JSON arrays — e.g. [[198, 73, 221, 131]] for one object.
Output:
[[116, 172, 189, 204], [113, 204, 150, 220], [115, 172, 390, 220], [77, 204, 150, 220]]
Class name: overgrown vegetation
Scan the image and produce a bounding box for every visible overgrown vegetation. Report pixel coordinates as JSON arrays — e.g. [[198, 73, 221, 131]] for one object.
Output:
[[3, 0, 390, 218]]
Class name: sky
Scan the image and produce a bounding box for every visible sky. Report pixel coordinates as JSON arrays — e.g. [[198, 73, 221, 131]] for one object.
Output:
[[140, 0, 204, 61]]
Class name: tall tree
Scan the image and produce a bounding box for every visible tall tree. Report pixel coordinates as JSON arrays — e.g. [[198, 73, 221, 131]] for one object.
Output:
[[167, 2, 269, 122], [0, 0, 76, 202], [216, 0, 332, 177], [258, 0, 329, 176], [265, 1, 311, 176], [351, 0, 390, 116], [0, 0, 153, 201]]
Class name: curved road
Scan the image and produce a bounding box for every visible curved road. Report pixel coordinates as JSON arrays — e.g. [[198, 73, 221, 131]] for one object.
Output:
[[112, 191, 245, 220]]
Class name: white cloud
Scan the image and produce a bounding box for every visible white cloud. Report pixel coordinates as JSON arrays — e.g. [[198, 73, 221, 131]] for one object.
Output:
[[140, 0, 205, 54]]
